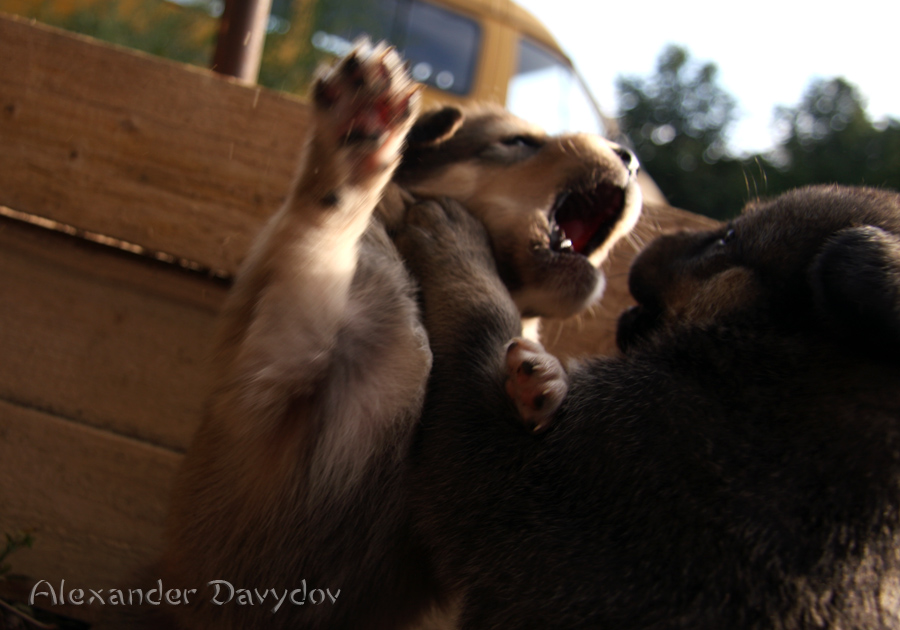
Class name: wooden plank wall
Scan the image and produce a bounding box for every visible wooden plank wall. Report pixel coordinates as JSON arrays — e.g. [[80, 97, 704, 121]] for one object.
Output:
[[0, 14, 310, 623], [0, 13, 717, 624], [0, 12, 308, 275]]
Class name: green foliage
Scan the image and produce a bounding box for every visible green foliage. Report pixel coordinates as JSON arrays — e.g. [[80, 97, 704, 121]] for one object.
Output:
[[0, 531, 34, 579], [617, 46, 736, 159], [617, 46, 900, 220], [257, 28, 321, 94], [8, 0, 217, 66], [617, 45, 743, 218], [764, 78, 900, 193], [1, 0, 325, 95], [0, 531, 90, 629], [255, 0, 329, 94]]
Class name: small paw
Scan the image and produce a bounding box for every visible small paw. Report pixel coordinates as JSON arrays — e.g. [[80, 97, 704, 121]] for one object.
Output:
[[504, 338, 568, 433], [312, 39, 420, 176]]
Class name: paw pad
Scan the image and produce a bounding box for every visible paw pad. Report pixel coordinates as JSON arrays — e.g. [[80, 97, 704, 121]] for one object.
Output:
[[312, 39, 420, 152], [504, 338, 568, 433]]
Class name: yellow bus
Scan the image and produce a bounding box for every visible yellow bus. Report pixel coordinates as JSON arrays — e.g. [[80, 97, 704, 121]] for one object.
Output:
[[300, 0, 614, 137]]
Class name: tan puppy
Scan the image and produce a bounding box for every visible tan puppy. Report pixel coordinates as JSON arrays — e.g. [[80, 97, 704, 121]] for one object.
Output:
[[122, 42, 641, 630]]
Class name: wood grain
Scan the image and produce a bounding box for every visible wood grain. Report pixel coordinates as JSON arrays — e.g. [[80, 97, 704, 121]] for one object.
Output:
[[0, 214, 223, 451], [0, 399, 181, 624], [0, 12, 309, 275]]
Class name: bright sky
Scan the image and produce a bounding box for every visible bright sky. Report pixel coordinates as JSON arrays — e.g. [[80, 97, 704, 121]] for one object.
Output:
[[515, 0, 899, 155]]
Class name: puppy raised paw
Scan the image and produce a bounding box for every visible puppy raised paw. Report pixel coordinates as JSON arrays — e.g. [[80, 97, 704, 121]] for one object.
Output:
[[311, 39, 420, 183], [505, 337, 568, 433]]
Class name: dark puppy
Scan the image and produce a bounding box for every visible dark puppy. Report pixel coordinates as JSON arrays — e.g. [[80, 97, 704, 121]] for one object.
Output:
[[399, 185, 900, 629]]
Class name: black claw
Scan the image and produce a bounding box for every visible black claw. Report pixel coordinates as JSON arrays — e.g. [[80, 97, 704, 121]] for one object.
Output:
[[343, 54, 361, 77], [313, 81, 337, 108], [344, 129, 379, 145], [321, 191, 339, 207]]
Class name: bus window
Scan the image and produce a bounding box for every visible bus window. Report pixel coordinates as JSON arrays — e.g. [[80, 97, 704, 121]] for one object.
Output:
[[311, 0, 480, 95], [311, 0, 396, 55], [508, 38, 604, 135], [402, 1, 479, 95]]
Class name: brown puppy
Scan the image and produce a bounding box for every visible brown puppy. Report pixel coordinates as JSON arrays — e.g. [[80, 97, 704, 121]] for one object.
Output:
[[127, 43, 641, 630], [399, 185, 900, 629]]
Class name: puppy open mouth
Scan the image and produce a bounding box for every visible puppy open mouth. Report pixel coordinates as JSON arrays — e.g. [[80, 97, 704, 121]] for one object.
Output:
[[548, 182, 626, 257]]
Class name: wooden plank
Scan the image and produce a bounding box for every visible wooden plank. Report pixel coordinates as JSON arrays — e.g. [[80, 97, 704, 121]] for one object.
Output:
[[0, 12, 308, 275], [541, 203, 721, 360], [0, 214, 224, 451], [0, 399, 181, 624]]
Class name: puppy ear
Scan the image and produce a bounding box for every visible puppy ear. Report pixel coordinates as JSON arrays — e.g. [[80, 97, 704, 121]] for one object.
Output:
[[407, 106, 464, 147], [810, 225, 900, 355]]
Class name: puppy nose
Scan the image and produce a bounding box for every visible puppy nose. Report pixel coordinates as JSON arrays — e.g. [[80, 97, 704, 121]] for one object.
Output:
[[612, 144, 639, 175]]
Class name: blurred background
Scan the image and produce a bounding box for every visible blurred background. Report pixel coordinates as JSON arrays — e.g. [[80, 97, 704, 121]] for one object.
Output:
[[518, 0, 900, 219], [4, 0, 897, 219]]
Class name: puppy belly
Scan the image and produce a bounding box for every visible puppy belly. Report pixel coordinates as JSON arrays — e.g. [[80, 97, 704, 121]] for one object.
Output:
[[164, 225, 432, 630]]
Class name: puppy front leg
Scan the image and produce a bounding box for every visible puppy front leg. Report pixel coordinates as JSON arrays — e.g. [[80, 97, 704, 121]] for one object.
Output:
[[213, 42, 420, 437], [159, 45, 423, 630], [397, 198, 521, 362], [397, 200, 567, 434], [398, 200, 562, 629]]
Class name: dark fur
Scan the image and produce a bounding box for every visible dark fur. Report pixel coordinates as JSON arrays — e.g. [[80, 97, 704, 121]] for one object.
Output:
[[399, 185, 900, 629]]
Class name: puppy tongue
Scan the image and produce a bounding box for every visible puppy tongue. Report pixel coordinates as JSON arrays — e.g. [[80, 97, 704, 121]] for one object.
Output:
[[558, 213, 609, 254]]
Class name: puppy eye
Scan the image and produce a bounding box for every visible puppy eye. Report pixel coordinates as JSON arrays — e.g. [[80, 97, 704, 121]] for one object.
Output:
[[500, 135, 543, 149], [716, 228, 736, 248]]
